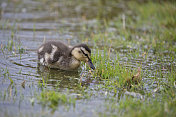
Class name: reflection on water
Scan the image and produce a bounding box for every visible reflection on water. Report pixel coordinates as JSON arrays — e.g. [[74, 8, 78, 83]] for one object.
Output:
[[37, 64, 98, 89], [37, 64, 80, 88]]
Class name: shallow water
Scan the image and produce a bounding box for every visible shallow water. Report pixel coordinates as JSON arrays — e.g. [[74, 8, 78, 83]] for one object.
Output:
[[0, 0, 175, 117]]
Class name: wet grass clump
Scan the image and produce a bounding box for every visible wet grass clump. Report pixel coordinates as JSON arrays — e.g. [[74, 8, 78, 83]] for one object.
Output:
[[1, 38, 26, 55], [38, 89, 76, 112], [92, 48, 141, 88], [101, 94, 176, 117]]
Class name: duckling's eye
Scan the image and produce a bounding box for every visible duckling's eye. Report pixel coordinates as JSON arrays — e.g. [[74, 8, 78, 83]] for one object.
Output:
[[78, 51, 82, 53], [85, 54, 88, 57], [80, 49, 88, 57]]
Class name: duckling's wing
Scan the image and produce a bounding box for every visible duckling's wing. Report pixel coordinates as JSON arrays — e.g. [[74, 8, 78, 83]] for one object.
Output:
[[37, 41, 70, 64], [49, 49, 63, 63]]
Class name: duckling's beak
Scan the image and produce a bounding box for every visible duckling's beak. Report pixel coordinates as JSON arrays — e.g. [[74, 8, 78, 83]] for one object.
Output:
[[86, 59, 95, 70]]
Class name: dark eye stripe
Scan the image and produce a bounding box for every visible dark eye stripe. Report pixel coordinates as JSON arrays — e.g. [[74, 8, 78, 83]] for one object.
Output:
[[80, 49, 89, 58], [80, 49, 86, 56]]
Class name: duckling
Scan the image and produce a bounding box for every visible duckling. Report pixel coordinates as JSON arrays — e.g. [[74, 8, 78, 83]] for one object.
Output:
[[37, 41, 95, 71]]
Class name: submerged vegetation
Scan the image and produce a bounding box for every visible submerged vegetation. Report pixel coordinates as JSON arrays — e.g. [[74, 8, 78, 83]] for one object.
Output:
[[0, 0, 176, 117], [38, 89, 76, 112]]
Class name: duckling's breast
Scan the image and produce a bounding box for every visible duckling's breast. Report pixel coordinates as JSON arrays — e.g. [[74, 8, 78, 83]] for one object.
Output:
[[69, 57, 80, 70]]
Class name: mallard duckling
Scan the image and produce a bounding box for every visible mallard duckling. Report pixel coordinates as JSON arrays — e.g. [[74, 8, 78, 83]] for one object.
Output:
[[37, 41, 95, 71]]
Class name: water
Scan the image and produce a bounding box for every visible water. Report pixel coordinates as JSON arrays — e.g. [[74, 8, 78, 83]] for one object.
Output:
[[0, 0, 175, 117]]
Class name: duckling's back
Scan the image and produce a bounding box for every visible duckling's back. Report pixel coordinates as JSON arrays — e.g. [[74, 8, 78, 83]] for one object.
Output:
[[37, 41, 72, 68]]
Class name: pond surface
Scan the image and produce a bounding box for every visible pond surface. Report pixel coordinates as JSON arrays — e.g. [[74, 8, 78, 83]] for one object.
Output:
[[0, 0, 175, 117]]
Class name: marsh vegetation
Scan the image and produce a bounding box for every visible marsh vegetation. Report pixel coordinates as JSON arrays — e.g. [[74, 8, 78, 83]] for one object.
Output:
[[0, 0, 175, 117]]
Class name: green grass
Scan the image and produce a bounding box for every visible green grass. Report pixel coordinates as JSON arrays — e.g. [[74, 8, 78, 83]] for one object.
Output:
[[0, 38, 26, 55], [0, 20, 25, 54], [101, 95, 176, 117], [37, 89, 76, 112], [0, 0, 176, 117]]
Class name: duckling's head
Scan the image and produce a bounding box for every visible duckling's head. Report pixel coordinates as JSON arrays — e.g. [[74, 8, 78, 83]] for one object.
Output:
[[71, 44, 95, 70]]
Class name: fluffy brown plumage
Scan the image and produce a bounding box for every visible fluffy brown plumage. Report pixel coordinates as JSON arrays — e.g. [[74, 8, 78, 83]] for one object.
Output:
[[37, 41, 95, 70]]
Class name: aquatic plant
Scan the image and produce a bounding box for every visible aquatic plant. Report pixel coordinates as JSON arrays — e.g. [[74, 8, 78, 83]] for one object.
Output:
[[38, 89, 76, 112]]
